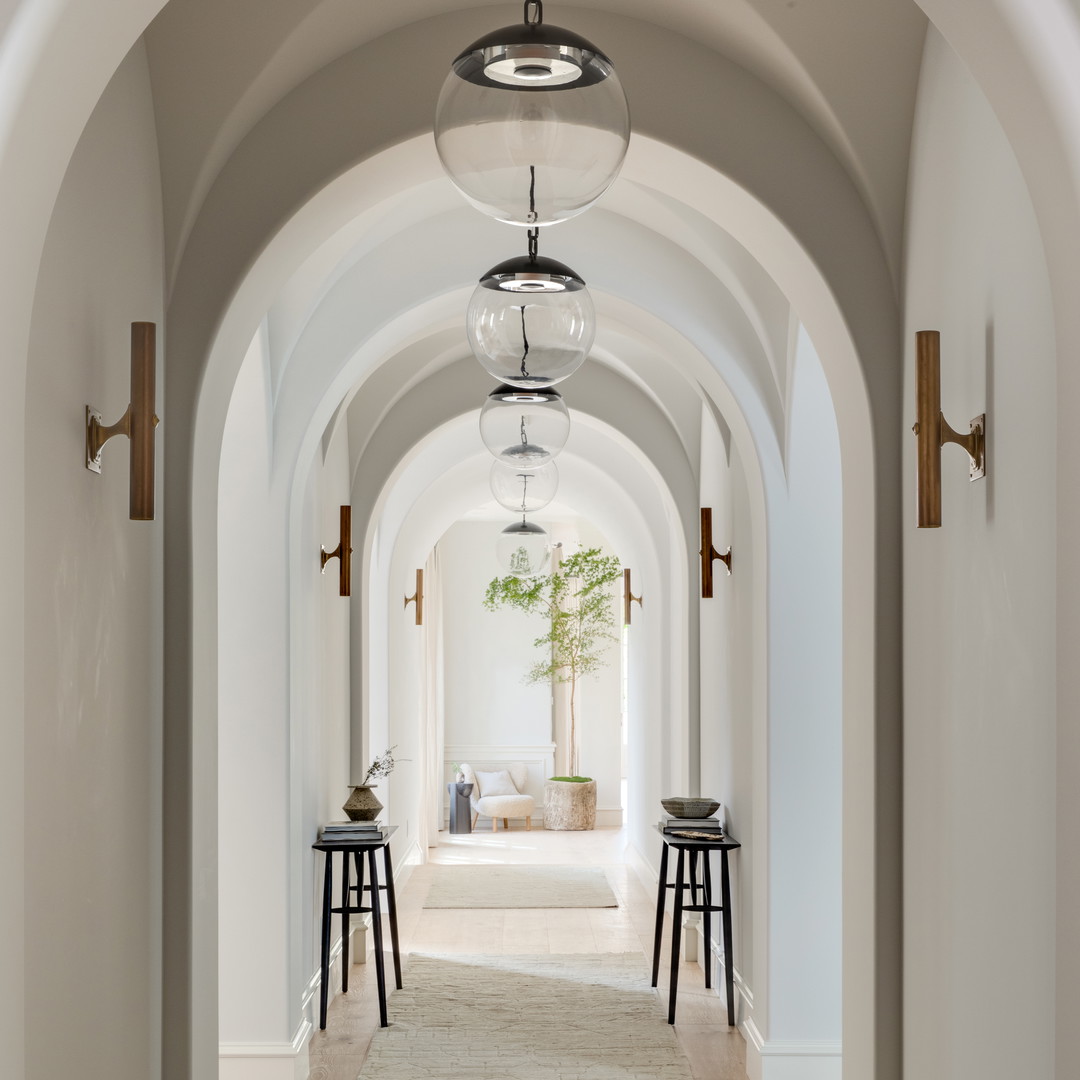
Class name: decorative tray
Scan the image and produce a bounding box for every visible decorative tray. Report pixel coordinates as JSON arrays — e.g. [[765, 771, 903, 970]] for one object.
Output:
[[669, 829, 726, 841]]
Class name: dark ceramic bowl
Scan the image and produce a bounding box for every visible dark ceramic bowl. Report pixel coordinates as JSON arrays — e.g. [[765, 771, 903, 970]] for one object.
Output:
[[661, 797, 721, 819]]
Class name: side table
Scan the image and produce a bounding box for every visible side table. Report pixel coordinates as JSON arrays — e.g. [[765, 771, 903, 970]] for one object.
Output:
[[447, 781, 473, 834], [651, 827, 741, 1025], [312, 825, 402, 1029]]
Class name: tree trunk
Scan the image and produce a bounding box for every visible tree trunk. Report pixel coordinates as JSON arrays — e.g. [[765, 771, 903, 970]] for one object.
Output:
[[569, 672, 577, 776]]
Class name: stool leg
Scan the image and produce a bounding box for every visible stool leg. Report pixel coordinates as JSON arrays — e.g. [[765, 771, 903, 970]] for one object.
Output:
[[340, 850, 351, 992], [668, 847, 686, 1024], [651, 842, 669, 987], [382, 842, 402, 989], [367, 847, 388, 1027], [318, 852, 333, 1029], [720, 848, 736, 1026], [702, 852, 713, 990], [354, 851, 366, 965]]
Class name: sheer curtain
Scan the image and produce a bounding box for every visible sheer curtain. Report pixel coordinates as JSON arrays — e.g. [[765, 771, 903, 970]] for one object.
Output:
[[418, 544, 445, 852]]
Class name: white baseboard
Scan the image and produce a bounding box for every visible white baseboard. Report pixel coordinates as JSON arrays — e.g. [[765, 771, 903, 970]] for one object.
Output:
[[743, 1019, 841, 1080], [297, 916, 370, 1039], [442, 809, 623, 830], [625, 837, 658, 886], [223, 838, 421, 1080], [219, 1017, 311, 1080], [394, 838, 421, 885], [691, 917, 754, 1014]]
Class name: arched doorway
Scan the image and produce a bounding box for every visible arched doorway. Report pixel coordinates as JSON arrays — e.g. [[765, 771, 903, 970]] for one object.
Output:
[[207, 116, 860, 1079]]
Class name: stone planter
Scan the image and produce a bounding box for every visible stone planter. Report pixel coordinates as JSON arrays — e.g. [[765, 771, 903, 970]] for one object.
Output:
[[543, 778, 597, 831]]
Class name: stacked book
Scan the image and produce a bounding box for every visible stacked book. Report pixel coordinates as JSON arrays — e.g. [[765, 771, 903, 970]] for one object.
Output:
[[659, 815, 725, 839], [319, 820, 388, 842]]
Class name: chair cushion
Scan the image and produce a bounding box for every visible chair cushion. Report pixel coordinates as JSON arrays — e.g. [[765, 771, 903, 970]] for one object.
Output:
[[474, 768, 519, 797], [475, 793, 535, 817]]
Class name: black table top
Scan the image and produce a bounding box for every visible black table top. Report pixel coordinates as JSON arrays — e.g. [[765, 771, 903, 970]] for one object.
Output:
[[656, 824, 740, 850], [313, 824, 398, 850]]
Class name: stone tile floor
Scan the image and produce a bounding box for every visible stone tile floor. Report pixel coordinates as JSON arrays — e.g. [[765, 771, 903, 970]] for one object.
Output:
[[307, 827, 746, 1080]]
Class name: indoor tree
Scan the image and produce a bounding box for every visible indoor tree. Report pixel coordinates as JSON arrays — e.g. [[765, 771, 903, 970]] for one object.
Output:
[[484, 546, 621, 777]]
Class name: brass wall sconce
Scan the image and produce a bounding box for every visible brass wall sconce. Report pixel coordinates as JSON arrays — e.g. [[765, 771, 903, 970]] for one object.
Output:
[[699, 507, 732, 598], [85, 321, 159, 520], [320, 505, 352, 596], [623, 568, 642, 625], [913, 330, 986, 528], [404, 569, 424, 625]]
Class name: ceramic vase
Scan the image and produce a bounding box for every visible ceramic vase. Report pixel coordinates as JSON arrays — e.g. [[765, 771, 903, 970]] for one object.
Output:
[[342, 784, 382, 821]]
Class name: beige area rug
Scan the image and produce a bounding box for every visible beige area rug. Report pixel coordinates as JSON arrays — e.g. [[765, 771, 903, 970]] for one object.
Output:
[[422, 865, 617, 909], [357, 953, 694, 1079]]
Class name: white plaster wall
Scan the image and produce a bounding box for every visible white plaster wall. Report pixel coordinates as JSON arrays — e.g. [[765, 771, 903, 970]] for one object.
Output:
[[765, 328, 843, 1043], [218, 332, 291, 1047], [903, 30, 1057, 1080], [571, 516, 623, 817], [219, 338, 355, 1062], [618, 479, 686, 873], [439, 521, 553, 750], [23, 43, 165, 1080], [728, 442, 756, 1003], [302, 422, 353, 1010], [698, 406, 756, 1004], [314, 430, 353, 827], [384, 535, 425, 855], [576, 647, 621, 812]]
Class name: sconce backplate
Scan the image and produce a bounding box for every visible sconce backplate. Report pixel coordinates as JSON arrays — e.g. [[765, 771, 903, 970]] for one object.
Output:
[[85, 406, 103, 473], [969, 415, 986, 480]]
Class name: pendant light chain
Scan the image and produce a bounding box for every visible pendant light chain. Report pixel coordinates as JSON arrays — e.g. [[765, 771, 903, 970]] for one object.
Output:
[[437, 1, 628, 574]]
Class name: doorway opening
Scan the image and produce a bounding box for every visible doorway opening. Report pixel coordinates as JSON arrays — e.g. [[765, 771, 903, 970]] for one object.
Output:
[[432, 509, 628, 843]]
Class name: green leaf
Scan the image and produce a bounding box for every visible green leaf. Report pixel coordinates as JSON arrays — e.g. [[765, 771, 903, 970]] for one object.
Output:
[[483, 546, 622, 699]]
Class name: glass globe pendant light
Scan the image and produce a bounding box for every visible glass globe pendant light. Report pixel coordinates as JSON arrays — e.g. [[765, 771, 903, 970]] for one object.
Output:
[[490, 459, 559, 513], [496, 517, 551, 578], [434, 0, 630, 225], [469, 228, 594, 388], [479, 384, 570, 468]]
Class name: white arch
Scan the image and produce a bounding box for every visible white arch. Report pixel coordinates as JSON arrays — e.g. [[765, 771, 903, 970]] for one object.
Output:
[[350, 408, 681, 826], [200, 123, 860, 1080]]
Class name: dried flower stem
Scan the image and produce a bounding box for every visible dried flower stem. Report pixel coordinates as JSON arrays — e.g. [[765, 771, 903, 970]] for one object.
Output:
[[362, 745, 397, 785]]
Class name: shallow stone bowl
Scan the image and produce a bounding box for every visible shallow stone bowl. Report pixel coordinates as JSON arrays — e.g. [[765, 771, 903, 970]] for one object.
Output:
[[661, 796, 721, 819]]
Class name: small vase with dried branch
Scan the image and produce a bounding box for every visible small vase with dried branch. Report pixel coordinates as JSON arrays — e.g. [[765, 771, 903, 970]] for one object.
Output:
[[343, 745, 397, 821]]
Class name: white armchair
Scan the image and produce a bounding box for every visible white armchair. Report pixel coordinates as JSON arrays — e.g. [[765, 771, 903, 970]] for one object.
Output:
[[460, 762, 535, 831]]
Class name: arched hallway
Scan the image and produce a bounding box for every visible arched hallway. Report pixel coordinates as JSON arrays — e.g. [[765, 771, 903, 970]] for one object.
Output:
[[4, 4, 1080, 1080]]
